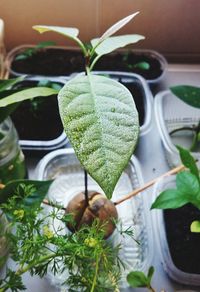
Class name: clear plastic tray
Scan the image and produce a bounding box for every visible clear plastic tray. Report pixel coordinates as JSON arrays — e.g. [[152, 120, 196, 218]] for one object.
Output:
[[36, 148, 153, 290], [154, 90, 200, 167], [152, 175, 200, 286]]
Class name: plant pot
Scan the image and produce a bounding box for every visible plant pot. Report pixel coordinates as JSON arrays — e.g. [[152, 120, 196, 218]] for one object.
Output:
[[10, 76, 68, 152], [152, 175, 200, 286], [35, 148, 153, 289], [154, 90, 200, 167], [6, 45, 167, 86], [0, 117, 26, 183]]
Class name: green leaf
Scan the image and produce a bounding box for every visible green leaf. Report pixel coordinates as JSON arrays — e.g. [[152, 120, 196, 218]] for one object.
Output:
[[0, 180, 52, 205], [0, 90, 21, 123], [0, 76, 25, 91], [170, 85, 200, 108], [91, 34, 145, 56], [177, 146, 199, 179], [127, 271, 148, 287], [36, 41, 56, 48], [134, 61, 150, 70], [176, 172, 200, 198], [33, 25, 79, 39], [96, 12, 139, 44], [147, 266, 154, 283], [0, 87, 58, 107], [190, 220, 200, 233], [151, 189, 189, 209], [58, 74, 139, 199]]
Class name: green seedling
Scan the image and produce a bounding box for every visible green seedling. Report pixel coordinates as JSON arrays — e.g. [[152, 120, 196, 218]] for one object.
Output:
[[127, 266, 156, 292], [15, 41, 56, 61], [151, 146, 200, 233]]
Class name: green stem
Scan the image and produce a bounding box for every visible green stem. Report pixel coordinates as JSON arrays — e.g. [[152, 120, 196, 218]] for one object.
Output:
[[90, 255, 100, 292], [0, 253, 58, 292], [74, 38, 88, 57], [89, 54, 102, 71], [149, 286, 156, 292]]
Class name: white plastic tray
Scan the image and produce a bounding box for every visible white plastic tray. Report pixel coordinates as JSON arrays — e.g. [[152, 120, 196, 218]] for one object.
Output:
[[154, 90, 200, 167], [36, 148, 153, 290]]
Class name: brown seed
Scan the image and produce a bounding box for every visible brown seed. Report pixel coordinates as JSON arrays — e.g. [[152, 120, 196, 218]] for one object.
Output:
[[66, 191, 118, 238]]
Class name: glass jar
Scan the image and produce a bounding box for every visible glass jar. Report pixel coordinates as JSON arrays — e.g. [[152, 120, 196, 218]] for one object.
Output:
[[0, 117, 26, 184]]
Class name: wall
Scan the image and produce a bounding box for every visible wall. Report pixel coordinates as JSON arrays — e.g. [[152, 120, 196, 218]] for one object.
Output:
[[0, 0, 200, 59]]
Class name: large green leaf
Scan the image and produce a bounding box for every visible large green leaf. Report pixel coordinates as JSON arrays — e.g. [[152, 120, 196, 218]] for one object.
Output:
[[91, 34, 145, 56], [58, 74, 139, 199], [0, 87, 58, 107], [33, 25, 79, 39], [177, 146, 199, 180], [127, 271, 148, 287], [96, 12, 139, 44], [170, 85, 200, 108], [176, 172, 200, 198], [151, 189, 189, 209], [0, 179, 52, 205]]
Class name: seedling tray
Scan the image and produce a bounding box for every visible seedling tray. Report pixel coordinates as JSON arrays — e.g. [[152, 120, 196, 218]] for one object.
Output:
[[36, 148, 153, 289], [6, 45, 167, 86]]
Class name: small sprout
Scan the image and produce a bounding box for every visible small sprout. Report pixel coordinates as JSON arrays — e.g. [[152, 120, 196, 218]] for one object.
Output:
[[84, 237, 98, 248]]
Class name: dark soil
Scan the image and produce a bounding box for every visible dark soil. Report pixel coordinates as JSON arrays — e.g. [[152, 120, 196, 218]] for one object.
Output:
[[164, 204, 200, 274], [10, 80, 63, 140], [11, 48, 163, 80], [120, 80, 145, 126]]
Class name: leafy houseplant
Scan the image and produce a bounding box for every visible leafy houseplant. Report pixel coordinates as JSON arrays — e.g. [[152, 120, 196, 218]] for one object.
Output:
[[0, 13, 148, 291], [151, 147, 200, 284]]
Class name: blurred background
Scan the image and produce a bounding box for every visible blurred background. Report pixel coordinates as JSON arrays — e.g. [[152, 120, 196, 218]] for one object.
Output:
[[0, 0, 200, 61]]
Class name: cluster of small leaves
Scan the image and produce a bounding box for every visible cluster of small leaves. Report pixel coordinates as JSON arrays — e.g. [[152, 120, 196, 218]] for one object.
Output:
[[151, 146, 200, 232], [0, 184, 125, 292], [127, 266, 155, 291]]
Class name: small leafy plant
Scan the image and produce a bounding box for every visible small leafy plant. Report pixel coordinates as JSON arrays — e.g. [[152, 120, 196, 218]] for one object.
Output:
[[127, 266, 155, 292], [169, 85, 200, 152], [151, 146, 200, 232], [14, 41, 56, 61]]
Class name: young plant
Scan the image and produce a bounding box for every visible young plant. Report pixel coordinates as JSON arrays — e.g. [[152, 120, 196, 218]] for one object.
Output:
[[151, 146, 200, 233], [169, 85, 200, 151], [0, 12, 145, 291], [127, 266, 155, 292], [0, 181, 135, 291]]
